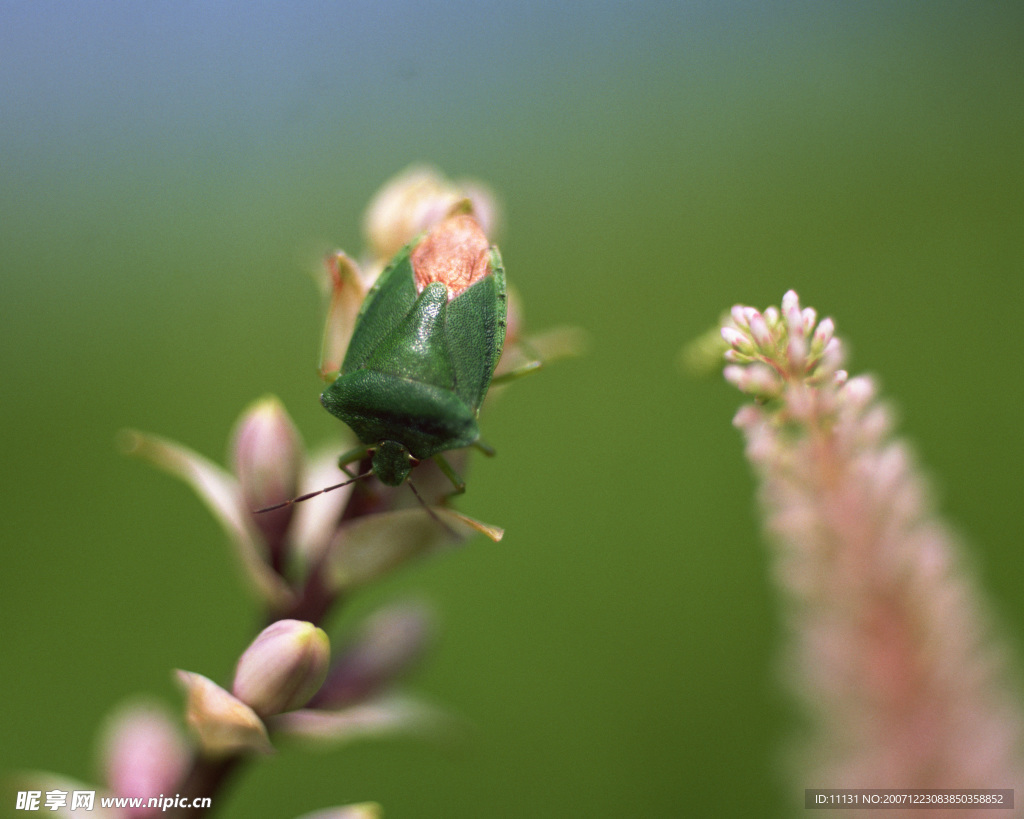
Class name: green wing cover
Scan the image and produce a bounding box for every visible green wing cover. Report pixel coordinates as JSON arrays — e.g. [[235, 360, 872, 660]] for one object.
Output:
[[341, 247, 419, 373], [444, 249, 507, 412]]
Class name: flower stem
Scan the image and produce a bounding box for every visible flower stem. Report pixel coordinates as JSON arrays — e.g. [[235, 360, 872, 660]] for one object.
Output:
[[170, 753, 243, 818]]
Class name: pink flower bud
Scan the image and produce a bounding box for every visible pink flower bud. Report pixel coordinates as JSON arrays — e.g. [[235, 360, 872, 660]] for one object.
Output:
[[782, 290, 804, 337], [748, 311, 773, 349], [231, 396, 302, 513], [363, 166, 498, 263], [730, 304, 750, 329], [101, 702, 188, 813], [812, 317, 835, 349], [801, 306, 818, 336], [723, 364, 746, 389], [232, 620, 330, 717], [720, 326, 750, 350]]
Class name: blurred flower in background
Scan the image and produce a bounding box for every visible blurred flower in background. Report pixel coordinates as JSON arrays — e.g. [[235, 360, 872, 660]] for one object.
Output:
[[713, 291, 1024, 812]]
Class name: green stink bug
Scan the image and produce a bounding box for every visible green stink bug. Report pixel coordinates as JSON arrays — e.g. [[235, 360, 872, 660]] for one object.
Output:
[[323, 212, 506, 489], [260, 213, 531, 513]]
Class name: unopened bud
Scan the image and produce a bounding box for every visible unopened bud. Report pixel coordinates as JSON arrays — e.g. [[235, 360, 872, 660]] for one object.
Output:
[[730, 304, 750, 329], [812, 317, 835, 350], [232, 620, 330, 717], [364, 166, 498, 263], [781, 289, 802, 332], [748, 311, 773, 349], [801, 306, 818, 336], [231, 396, 302, 513], [176, 671, 272, 756], [720, 326, 752, 352], [101, 702, 188, 804]]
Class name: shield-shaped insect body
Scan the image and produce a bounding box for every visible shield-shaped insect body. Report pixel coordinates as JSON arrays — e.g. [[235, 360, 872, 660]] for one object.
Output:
[[320, 214, 507, 488]]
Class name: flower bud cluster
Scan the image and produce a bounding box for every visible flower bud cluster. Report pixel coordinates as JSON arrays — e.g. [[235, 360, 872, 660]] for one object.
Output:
[[171, 601, 439, 769], [716, 290, 1024, 793], [90, 168, 536, 815], [720, 289, 844, 401]]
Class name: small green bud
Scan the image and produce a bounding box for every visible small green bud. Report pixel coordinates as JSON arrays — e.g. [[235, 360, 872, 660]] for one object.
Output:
[[232, 620, 330, 717]]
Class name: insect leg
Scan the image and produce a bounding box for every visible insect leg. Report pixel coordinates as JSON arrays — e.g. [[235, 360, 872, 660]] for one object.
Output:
[[491, 339, 543, 385], [473, 440, 496, 457], [407, 480, 461, 540], [433, 453, 467, 497], [337, 444, 371, 478]]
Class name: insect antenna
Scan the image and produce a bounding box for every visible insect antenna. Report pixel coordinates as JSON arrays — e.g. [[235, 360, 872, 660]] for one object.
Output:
[[407, 479, 461, 540], [255, 471, 373, 513]]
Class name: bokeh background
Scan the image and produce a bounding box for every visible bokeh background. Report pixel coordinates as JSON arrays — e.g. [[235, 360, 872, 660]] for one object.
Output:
[[3, 2, 1023, 816]]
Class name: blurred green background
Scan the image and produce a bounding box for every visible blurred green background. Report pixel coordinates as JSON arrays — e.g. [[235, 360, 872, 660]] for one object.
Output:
[[3, 2, 1023, 816]]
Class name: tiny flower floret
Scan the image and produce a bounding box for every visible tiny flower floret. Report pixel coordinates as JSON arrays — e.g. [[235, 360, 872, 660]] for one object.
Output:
[[410, 214, 492, 300]]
